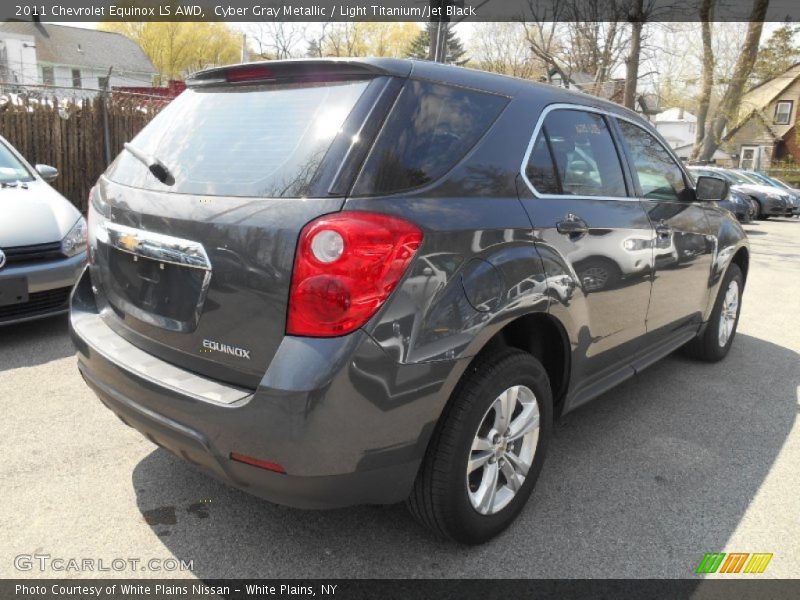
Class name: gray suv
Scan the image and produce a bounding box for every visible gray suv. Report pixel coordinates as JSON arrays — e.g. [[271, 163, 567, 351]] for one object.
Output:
[[70, 59, 748, 544]]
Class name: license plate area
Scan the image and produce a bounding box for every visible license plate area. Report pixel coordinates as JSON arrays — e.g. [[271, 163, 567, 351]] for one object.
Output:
[[0, 277, 28, 307], [103, 247, 209, 332]]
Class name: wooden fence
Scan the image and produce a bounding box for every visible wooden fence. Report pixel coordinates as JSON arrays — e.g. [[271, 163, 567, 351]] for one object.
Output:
[[0, 94, 166, 212]]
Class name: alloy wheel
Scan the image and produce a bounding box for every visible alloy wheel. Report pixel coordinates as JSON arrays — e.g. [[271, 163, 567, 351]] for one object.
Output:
[[718, 280, 739, 347], [466, 385, 540, 515]]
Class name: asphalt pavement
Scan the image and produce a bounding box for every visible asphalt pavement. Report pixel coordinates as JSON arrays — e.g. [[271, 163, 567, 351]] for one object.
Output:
[[2, 217, 799, 579]]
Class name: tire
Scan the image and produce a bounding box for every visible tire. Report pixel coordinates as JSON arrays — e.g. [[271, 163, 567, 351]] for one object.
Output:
[[683, 263, 743, 362], [407, 349, 553, 544], [575, 257, 621, 293], [752, 199, 762, 220]]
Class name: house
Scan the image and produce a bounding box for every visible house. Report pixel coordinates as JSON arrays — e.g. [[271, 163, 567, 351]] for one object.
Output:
[[654, 107, 697, 149], [547, 68, 626, 104], [0, 22, 156, 97], [722, 62, 800, 170]]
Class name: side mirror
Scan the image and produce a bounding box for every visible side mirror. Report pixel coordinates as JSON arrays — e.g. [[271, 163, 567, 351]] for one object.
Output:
[[695, 175, 729, 201], [35, 164, 59, 183]]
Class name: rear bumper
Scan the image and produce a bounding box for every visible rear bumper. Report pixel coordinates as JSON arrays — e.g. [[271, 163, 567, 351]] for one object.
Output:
[[0, 251, 86, 326], [70, 267, 466, 508]]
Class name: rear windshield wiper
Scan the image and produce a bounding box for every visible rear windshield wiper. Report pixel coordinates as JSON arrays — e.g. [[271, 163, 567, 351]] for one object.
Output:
[[123, 142, 174, 186]]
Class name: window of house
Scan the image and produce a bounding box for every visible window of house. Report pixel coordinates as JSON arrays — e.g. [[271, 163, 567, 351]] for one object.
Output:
[[98, 76, 109, 90], [524, 109, 627, 197], [71, 69, 82, 88], [617, 119, 691, 203], [41, 66, 54, 86], [774, 101, 792, 125]]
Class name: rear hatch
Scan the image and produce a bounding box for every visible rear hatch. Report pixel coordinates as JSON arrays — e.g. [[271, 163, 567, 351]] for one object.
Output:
[[88, 61, 407, 388]]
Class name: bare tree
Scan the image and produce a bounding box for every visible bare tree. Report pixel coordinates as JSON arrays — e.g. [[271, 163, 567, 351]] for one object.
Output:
[[246, 23, 304, 60], [696, 0, 770, 162], [305, 23, 331, 58], [691, 0, 715, 160], [520, 0, 569, 83], [470, 23, 541, 79]]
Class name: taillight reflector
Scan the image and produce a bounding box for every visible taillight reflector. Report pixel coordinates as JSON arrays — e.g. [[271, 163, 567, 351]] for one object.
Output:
[[287, 212, 423, 337], [229, 452, 286, 474]]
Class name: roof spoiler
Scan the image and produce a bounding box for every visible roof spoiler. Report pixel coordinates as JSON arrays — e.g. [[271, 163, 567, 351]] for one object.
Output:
[[187, 58, 412, 87]]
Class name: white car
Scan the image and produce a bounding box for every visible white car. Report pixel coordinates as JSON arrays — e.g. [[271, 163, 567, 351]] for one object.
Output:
[[0, 136, 87, 325]]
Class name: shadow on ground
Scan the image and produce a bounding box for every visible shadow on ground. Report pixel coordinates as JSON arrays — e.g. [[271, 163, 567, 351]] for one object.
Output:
[[131, 333, 798, 578], [0, 314, 73, 372]]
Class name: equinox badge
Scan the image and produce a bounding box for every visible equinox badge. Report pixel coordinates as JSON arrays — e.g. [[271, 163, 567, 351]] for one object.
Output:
[[202, 339, 251, 360]]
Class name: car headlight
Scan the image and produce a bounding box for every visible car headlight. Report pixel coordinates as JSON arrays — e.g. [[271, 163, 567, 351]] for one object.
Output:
[[61, 216, 88, 257]]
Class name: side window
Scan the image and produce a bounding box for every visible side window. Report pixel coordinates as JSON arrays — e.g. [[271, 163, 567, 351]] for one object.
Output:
[[353, 80, 508, 195], [524, 109, 627, 197], [525, 131, 560, 194], [617, 120, 690, 202]]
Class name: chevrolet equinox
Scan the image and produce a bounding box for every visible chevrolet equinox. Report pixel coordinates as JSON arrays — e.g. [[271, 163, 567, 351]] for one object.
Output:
[[70, 59, 748, 544]]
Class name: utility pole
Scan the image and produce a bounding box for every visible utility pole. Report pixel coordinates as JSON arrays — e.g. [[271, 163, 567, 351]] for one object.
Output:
[[101, 66, 113, 166], [428, 0, 451, 63]]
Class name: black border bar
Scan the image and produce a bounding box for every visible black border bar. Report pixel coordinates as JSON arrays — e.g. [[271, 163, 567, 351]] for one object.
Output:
[[3, 0, 800, 23]]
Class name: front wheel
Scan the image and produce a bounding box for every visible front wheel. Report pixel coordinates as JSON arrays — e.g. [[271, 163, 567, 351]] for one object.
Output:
[[751, 199, 762, 220], [683, 263, 743, 362], [407, 349, 552, 544]]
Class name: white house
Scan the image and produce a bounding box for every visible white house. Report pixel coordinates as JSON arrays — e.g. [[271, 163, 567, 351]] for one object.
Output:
[[0, 22, 156, 96], [653, 107, 697, 149]]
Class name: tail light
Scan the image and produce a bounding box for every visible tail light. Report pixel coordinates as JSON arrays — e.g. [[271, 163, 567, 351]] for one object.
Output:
[[287, 212, 423, 337]]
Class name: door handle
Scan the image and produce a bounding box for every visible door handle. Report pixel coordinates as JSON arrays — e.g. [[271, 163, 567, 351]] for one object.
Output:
[[556, 214, 589, 236], [655, 222, 673, 237]]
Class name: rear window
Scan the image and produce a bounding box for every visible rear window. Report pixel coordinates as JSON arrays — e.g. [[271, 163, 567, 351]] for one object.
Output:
[[105, 80, 371, 197], [352, 80, 508, 195]]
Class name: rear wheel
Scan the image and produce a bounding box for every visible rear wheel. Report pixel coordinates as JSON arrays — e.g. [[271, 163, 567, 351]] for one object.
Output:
[[683, 264, 743, 362], [407, 349, 552, 544]]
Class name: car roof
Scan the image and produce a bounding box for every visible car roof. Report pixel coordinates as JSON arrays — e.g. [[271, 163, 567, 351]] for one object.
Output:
[[190, 58, 644, 121]]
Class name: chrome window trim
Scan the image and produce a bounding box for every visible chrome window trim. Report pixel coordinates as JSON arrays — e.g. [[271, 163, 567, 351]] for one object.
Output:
[[519, 102, 692, 202]]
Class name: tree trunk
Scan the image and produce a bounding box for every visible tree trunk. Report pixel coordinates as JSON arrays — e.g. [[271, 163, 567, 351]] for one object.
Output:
[[691, 0, 715, 161], [697, 0, 770, 162], [623, 1, 644, 110]]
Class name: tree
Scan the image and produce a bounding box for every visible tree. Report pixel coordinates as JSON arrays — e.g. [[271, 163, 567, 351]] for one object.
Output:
[[691, 0, 715, 159], [99, 21, 240, 81], [406, 26, 468, 65], [470, 23, 542, 79], [750, 22, 800, 87], [246, 23, 304, 60], [622, 0, 646, 109], [521, 0, 628, 94], [696, 0, 770, 162]]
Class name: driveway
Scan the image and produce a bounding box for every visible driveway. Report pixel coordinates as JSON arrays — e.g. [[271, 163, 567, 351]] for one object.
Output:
[[2, 218, 799, 579]]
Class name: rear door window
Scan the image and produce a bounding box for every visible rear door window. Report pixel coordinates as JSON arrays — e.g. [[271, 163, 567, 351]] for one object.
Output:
[[105, 79, 372, 198], [352, 80, 508, 195], [524, 109, 627, 197]]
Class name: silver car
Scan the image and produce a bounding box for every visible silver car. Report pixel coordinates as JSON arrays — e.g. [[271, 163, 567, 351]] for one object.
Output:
[[0, 136, 87, 325]]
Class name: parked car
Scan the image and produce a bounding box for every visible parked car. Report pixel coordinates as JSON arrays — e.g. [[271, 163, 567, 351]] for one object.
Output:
[[738, 170, 800, 217], [70, 59, 748, 544], [0, 136, 87, 325], [689, 166, 791, 219], [687, 168, 752, 223]]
